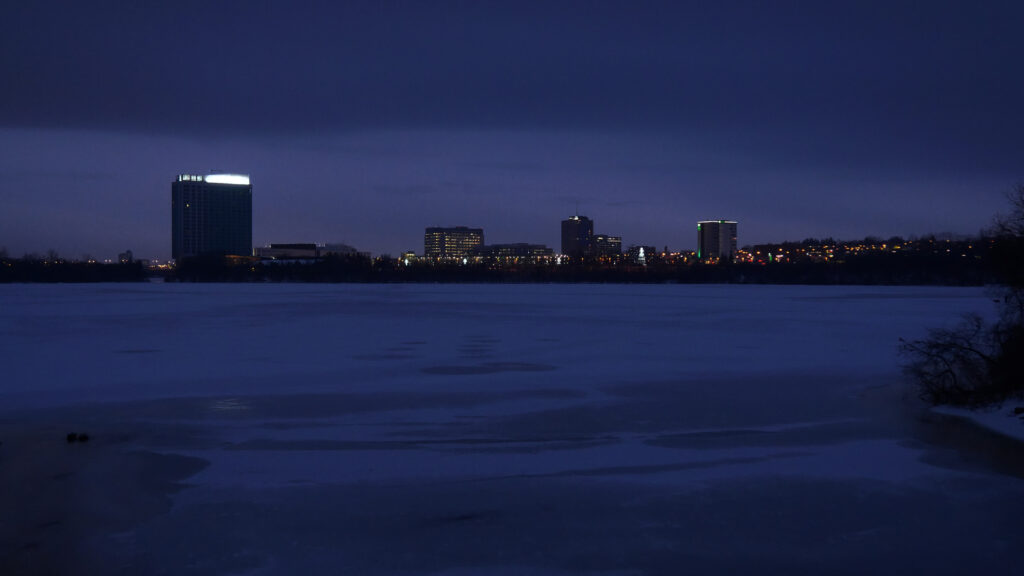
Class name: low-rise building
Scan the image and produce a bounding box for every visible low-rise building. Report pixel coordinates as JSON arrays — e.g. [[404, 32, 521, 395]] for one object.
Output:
[[424, 227, 484, 259], [471, 243, 554, 263]]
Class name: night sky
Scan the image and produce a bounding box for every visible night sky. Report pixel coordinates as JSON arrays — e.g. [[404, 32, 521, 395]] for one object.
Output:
[[2, 1, 1022, 260]]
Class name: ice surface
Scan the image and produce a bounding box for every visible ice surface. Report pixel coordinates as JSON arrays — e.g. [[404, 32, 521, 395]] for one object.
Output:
[[1, 283, 1022, 575], [0, 283, 998, 406]]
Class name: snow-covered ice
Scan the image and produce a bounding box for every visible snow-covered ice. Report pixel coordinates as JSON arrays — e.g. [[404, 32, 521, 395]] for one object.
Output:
[[934, 404, 1024, 444], [1, 283, 1023, 575]]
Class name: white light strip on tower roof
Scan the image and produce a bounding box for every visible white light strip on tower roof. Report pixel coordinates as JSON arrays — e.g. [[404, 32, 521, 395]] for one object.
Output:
[[204, 174, 250, 185]]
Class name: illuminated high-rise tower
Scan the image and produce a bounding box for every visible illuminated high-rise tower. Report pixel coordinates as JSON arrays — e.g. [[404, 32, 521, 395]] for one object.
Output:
[[697, 220, 737, 261], [171, 174, 252, 260], [561, 215, 594, 257]]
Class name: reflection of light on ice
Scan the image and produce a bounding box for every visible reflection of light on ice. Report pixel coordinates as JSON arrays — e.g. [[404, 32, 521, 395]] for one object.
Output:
[[211, 397, 249, 412]]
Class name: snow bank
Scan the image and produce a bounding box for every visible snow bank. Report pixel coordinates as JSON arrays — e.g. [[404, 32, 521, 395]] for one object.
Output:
[[933, 404, 1024, 444]]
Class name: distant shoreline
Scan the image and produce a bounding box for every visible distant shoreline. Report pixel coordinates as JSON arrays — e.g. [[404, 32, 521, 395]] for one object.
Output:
[[2, 233, 999, 286]]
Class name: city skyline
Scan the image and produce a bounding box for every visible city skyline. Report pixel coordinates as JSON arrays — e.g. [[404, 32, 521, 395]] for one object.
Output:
[[0, 163, 1006, 262], [2, 2, 1021, 260]]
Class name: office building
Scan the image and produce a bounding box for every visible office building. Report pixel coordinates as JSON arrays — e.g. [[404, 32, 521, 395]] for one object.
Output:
[[593, 235, 622, 258], [471, 243, 554, 263], [171, 174, 252, 260], [255, 243, 318, 259], [561, 215, 594, 256], [424, 226, 484, 259], [254, 243, 362, 260], [697, 220, 738, 261]]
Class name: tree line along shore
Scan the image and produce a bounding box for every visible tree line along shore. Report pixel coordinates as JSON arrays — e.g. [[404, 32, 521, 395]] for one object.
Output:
[[0, 235, 1003, 285]]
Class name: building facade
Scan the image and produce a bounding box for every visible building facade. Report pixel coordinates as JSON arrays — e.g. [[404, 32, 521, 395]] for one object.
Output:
[[593, 234, 622, 259], [697, 220, 738, 261], [424, 226, 484, 259], [254, 243, 318, 259], [254, 242, 362, 260], [171, 174, 252, 260], [561, 215, 594, 256], [471, 243, 554, 263]]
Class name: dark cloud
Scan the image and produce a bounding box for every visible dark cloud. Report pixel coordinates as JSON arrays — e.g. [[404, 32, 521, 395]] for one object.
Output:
[[1, 2, 1021, 258], [4, 1, 1023, 171]]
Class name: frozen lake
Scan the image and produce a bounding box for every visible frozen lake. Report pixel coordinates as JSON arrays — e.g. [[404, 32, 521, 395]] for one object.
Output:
[[1, 283, 1023, 575]]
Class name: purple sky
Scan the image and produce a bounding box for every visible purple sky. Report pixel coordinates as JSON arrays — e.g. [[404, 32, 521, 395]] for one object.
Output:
[[2, 1, 1021, 260]]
